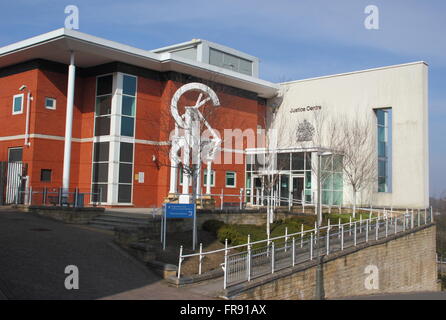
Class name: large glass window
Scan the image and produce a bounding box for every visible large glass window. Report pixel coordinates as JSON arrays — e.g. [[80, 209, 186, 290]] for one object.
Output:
[[91, 73, 137, 204], [209, 48, 253, 76], [321, 155, 343, 206], [292, 153, 305, 171], [94, 75, 113, 136], [118, 142, 133, 203], [376, 108, 392, 192], [92, 141, 109, 202], [245, 152, 314, 204], [121, 75, 136, 137], [277, 153, 290, 171], [117, 74, 137, 203]]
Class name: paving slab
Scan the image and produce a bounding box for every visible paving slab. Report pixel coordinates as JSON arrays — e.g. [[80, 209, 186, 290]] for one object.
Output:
[[0, 211, 213, 300]]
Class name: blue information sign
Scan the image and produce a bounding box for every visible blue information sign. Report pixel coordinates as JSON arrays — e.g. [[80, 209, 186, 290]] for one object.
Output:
[[165, 203, 195, 219]]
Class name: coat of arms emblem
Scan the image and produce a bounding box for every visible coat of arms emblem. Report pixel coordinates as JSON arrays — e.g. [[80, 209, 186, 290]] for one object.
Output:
[[296, 120, 315, 142]]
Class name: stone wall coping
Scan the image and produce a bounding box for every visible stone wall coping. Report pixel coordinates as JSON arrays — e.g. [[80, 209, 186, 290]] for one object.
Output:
[[27, 205, 105, 213]]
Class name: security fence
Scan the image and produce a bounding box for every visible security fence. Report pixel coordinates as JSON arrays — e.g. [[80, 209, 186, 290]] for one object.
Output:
[[177, 207, 434, 289], [0, 161, 28, 205]]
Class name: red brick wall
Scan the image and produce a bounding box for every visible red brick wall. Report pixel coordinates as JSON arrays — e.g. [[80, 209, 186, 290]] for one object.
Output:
[[0, 66, 266, 207]]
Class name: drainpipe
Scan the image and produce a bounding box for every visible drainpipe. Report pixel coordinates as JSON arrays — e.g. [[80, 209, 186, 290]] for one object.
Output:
[[24, 91, 32, 147], [19, 85, 32, 147], [62, 51, 76, 192]]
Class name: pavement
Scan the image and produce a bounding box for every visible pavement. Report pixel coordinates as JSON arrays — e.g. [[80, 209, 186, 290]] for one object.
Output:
[[0, 210, 213, 300], [339, 291, 446, 300]]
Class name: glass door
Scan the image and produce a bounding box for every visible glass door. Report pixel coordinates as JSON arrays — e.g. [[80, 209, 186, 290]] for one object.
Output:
[[280, 175, 290, 206], [291, 176, 304, 205], [251, 175, 263, 206]]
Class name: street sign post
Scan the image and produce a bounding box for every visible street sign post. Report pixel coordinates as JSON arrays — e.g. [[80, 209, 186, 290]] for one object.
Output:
[[166, 203, 194, 218], [162, 203, 196, 251]]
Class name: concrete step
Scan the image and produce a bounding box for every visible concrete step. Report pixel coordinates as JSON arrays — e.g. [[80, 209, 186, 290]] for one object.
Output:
[[88, 222, 117, 231], [88, 213, 161, 231], [88, 220, 141, 230], [93, 215, 152, 225]]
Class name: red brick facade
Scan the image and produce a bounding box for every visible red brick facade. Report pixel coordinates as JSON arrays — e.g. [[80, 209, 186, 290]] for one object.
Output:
[[0, 61, 266, 207]]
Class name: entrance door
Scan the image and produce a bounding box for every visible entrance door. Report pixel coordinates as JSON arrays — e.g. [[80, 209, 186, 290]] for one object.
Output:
[[6, 148, 25, 204], [252, 176, 263, 206], [291, 176, 304, 205], [280, 175, 290, 206]]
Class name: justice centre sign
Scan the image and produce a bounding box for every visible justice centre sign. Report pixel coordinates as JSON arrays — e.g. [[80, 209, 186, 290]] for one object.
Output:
[[290, 105, 322, 113]]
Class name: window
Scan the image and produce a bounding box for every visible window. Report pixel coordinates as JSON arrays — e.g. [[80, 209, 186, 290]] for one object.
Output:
[[91, 141, 109, 203], [321, 155, 344, 206], [277, 153, 291, 171], [120, 75, 136, 137], [8, 147, 23, 162], [12, 94, 23, 115], [92, 163, 109, 183], [209, 48, 253, 76], [94, 75, 113, 136], [91, 73, 138, 204], [179, 166, 192, 186], [45, 97, 56, 110], [225, 171, 236, 188], [376, 108, 392, 193], [93, 142, 110, 162], [203, 170, 216, 187], [118, 142, 133, 203], [117, 74, 137, 203], [40, 169, 52, 182], [292, 153, 305, 171], [92, 184, 107, 203]]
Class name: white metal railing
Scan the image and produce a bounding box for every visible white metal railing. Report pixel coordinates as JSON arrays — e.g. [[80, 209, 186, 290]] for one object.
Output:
[[170, 189, 246, 210], [171, 189, 408, 217], [176, 206, 434, 289]]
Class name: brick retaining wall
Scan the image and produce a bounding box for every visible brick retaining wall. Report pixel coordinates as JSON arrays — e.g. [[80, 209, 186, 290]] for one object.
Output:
[[225, 224, 438, 300]]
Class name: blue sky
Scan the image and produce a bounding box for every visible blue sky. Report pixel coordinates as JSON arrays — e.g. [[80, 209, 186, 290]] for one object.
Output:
[[0, 0, 445, 197]]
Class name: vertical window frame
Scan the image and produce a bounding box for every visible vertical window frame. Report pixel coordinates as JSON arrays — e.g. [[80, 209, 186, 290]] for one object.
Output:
[[376, 108, 393, 193], [116, 73, 137, 204]]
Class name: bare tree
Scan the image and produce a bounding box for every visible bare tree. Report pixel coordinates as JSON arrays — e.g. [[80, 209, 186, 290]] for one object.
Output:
[[336, 114, 376, 217], [293, 110, 377, 218]]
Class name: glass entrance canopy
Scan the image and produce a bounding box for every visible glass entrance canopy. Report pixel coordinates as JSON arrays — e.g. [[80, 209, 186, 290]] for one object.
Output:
[[245, 148, 343, 207]]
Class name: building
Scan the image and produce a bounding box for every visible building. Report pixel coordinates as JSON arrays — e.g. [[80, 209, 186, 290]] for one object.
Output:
[[0, 28, 429, 209], [248, 62, 429, 209]]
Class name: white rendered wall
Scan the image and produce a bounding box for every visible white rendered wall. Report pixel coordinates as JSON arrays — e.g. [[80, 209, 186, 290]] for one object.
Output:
[[269, 62, 429, 209]]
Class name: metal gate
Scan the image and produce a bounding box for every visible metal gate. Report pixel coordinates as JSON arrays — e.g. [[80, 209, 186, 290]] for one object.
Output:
[[0, 161, 28, 205]]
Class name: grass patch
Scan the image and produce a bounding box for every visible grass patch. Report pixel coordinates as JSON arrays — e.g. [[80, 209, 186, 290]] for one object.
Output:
[[203, 213, 358, 250]]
